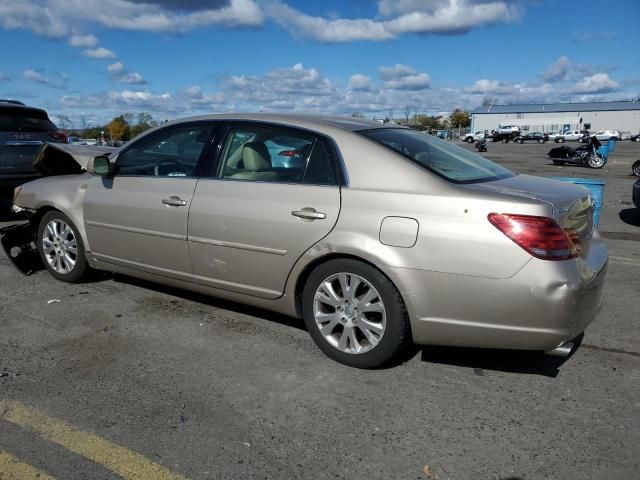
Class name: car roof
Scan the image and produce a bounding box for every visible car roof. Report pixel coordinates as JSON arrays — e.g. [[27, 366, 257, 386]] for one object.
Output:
[[161, 113, 405, 133], [0, 101, 48, 115]]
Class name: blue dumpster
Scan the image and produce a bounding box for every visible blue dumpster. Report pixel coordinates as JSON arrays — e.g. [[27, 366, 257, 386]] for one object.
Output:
[[549, 177, 606, 228]]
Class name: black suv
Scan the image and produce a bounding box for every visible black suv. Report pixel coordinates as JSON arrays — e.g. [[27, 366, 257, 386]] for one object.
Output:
[[0, 100, 67, 211]]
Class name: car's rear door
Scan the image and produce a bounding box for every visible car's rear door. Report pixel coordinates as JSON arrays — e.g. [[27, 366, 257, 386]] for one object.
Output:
[[187, 122, 342, 299], [83, 122, 217, 277]]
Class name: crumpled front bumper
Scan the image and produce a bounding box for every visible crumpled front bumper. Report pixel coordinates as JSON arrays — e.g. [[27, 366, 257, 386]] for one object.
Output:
[[0, 221, 41, 275]]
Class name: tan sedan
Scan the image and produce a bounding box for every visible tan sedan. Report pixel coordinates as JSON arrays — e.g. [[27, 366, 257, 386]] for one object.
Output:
[[9, 114, 608, 368]]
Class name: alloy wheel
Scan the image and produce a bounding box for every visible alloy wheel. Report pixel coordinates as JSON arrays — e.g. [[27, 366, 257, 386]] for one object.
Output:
[[313, 273, 386, 354], [42, 219, 78, 274]]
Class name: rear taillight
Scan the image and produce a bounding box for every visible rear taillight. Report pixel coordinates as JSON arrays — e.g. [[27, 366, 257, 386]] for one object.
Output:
[[488, 213, 581, 261], [49, 131, 67, 143]]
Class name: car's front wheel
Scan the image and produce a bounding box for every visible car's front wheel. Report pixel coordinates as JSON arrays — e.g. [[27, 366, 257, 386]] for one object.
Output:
[[37, 211, 90, 282], [302, 259, 410, 368]]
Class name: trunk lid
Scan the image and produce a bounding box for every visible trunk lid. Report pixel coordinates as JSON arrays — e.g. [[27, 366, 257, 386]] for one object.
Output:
[[466, 174, 595, 254]]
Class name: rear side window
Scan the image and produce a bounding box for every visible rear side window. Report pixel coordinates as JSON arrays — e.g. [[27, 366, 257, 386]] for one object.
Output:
[[360, 128, 515, 184], [0, 107, 57, 132]]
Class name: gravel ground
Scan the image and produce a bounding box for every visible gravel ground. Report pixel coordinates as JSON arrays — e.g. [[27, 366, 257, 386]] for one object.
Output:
[[1, 140, 639, 480]]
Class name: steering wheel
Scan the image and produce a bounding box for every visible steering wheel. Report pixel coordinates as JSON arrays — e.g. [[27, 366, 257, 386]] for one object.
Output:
[[154, 159, 188, 177]]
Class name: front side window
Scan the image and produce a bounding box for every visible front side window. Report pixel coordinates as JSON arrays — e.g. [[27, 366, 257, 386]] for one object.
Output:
[[115, 124, 214, 177], [360, 128, 515, 184], [217, 125, 337, 185]]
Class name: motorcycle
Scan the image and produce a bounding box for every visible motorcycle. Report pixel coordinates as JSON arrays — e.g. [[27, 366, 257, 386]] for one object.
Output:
[[475, 138, 487, 152], [548, 136, 615, 169]]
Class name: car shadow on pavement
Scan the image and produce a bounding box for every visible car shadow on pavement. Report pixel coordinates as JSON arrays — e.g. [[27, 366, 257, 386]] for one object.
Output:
[[619, 208, 640, 227], [420, 346, 573, 378], [113, 274, 308, 332]]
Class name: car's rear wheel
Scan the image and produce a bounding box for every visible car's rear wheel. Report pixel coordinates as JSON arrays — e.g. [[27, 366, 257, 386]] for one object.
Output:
[[37, 211, 90, 282], [557, 137, 565, 143], [302, 259, 410, 368], [632, 160, 640, 176]]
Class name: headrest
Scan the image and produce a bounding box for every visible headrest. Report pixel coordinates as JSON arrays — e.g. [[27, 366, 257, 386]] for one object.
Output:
[[242, 142, 271, 171]]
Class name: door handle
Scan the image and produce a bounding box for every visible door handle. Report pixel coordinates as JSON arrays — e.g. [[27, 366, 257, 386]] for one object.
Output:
[[162, 196, 188, 207], [291, 208, 326, 220]]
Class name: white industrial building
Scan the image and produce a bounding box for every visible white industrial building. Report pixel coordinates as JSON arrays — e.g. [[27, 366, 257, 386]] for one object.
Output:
[[470, 101, 640, 135]]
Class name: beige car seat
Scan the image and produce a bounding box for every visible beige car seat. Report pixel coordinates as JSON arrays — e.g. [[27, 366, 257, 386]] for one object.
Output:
[[229, 142, 278, 181]]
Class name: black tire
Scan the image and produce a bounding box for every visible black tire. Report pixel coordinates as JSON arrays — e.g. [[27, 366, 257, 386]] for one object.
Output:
[[466, 137, 474, 143], [302, 259, 411, 368], [37, 211, 90, 282], [635, 137, 640, 143], [557, 137, 565, 143], [538, 139, 544, 143], [632, 160, 640, 176], [517, 139, 523, 144]]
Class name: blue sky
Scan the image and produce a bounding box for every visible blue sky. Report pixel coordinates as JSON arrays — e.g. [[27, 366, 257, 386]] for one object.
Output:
[[1, 0, 639, 128]]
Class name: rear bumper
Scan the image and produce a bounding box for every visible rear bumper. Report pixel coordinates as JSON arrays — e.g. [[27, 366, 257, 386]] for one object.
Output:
[[384, 236, 608, 351]]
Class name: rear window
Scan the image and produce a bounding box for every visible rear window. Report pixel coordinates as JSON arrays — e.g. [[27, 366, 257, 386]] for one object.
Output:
[[360, 128, 515, 184], [0, 107, 57, 132]]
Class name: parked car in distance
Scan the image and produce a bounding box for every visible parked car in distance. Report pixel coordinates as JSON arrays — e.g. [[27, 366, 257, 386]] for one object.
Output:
[[462, 131, 488, 143], [546, 132, 561, 141], [630, 133, 640, 142], [555, 130, 589, 143], [619, 131, 632, 141], [6, 114, 608, 368], [67, 136, 87, 145], [0, 100, 67, 212], [516, 132, 549, 143], [496, 125, 520, 135], [592, 130, 621, 141]]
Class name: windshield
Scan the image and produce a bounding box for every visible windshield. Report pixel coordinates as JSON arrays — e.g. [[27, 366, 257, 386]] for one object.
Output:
[[360, 128, 515, 184]]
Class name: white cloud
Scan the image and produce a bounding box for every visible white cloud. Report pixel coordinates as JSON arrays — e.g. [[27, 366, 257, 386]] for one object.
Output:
[[83, 47, 117, 58], [68, 34, 98, 48], [572, 73, 620, 94], [349, 74, 372, 91], [378, 64, 431, 90], [267, 0, 522, 43], [106, 62, 146, 84], [0, 0, 263, 40], [119, 73, 146, 84], [107, 62, 125, 74], [23, 68, 69, 89], [24, 69, 49, 84]]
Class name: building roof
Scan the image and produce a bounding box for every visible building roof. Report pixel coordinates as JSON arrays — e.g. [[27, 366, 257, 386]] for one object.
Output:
[[472, 101, 640, 115]]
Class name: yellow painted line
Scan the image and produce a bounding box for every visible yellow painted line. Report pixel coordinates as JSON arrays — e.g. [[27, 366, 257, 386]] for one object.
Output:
[[0, 450, 56, 480], [0, 401, 186, 480]]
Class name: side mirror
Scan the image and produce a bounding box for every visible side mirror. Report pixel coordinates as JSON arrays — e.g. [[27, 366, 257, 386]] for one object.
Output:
[[89, 155, 112, 176]]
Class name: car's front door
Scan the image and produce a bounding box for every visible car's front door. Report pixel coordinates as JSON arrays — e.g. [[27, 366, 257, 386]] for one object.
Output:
[[187, 123, 342, 299], [83, 122, 216, 277]]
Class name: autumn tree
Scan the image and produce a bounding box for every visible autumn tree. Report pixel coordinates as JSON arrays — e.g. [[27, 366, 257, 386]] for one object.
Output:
[[449, 109, 471, 129], [106, 115, 130, 141]]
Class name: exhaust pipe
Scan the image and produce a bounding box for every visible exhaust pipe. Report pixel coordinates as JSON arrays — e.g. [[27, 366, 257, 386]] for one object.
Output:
[[545, 341, 574, 357]]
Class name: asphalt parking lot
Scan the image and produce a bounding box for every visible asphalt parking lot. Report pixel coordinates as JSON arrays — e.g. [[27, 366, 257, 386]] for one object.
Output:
[[1, 141, 639, 479]]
